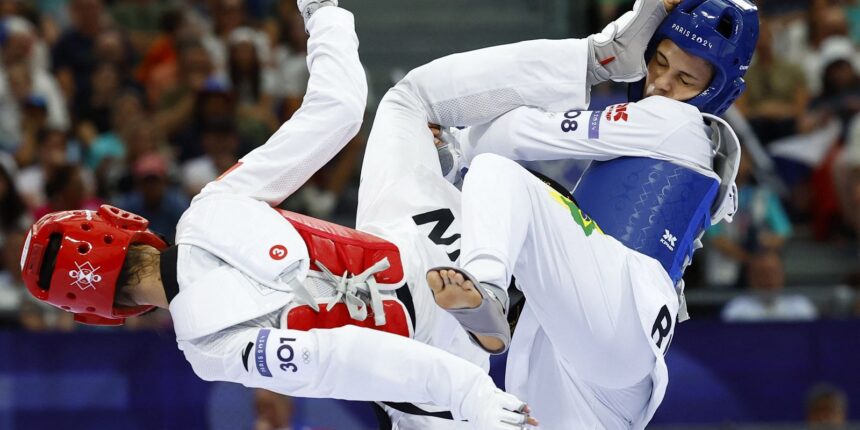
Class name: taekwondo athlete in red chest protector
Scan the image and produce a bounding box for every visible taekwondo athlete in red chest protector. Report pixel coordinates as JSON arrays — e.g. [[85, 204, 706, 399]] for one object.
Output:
[[17, 1, 536, 429]]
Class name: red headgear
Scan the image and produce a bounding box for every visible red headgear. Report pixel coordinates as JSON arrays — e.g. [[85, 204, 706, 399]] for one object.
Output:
[[20, 205, 169, 326]]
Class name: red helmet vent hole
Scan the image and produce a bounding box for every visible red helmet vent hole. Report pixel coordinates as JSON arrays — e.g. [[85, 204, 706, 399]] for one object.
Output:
[[66, 292, 76, 300], [110, 207, 119, 214], [103, 235, 114, 244], [81, 223, 92, 231], [121, 213, 130, 218], [86, 307, 96, 312], [78, 244, 91, 254], [61, 305, 70, 310]]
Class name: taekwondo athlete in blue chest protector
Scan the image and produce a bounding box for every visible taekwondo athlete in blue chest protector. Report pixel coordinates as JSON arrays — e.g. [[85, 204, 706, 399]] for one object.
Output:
[[419, 0, 760, 427]]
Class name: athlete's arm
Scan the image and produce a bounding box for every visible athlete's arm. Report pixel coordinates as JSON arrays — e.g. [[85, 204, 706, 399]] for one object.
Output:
[[197, 7, 367, 206], [457, 96, 713, 171], [357, 38, 590, 217], [396, 38, 590, 127], [394, 0, 674, 127], [180, 325, 532, 428]]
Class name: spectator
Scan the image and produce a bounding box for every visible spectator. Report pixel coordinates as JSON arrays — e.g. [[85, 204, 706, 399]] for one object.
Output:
[[0, 227, 26, 328], [777, 2, 854, 95], [181, 118, 239, 197], [107, 115, 170, 197], [201, 0, 269, 78], [32, 163, 101, 220], [1, 15, 52, 74], [52, 0, 113, 112], [16, 127, 71, 208], [254, 389, 295, 430], [835, 116, 860, 236], [93, 28, 136, 80], [227, 27, 279, 147], [0, 55, 68, 152], [268, 3, 309, 119], [172, 78, 242, 163], [110, 0, 169, 56], [0, 154, 29, 328], [806, 37, 860, 135], [135, 8, 183, 101], [114, 152, 188, 242], [705, 150, 793, 287], [153, 40, 214, 153], [78, 61, 123, 134], [292, 131, 366, 221], [722, 251, 818, 322], [14, 95, 51, 167], [736, 19, 810, 144], [806, 383, 848, 429], [0, 152, 29, 230]]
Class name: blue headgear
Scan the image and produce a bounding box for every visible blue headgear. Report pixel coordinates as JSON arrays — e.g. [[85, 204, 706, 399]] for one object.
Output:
[[628, 0, 759, 115]]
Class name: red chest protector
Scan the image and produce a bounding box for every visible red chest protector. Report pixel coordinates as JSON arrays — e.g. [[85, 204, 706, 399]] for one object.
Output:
[[276, 210, 413, 338]]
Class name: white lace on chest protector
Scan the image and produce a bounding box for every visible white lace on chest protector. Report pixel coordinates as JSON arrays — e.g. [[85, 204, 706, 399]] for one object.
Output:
[[287, 257, 393, 327]]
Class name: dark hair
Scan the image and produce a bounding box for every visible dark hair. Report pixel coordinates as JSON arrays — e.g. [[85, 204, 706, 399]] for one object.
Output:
[[36, 127, 67, 148], [43, 164, 79, 201], [114, 244, 160, 307], [159, 8, 182, 34], [0, 164, 27, 231], [228, 43, 262, 102]]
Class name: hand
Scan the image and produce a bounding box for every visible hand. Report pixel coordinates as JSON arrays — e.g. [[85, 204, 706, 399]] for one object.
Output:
[[663, 0, 681, 11], [588, 0, 671, 83], [428, 124, 465, 182], [461, 379, 539, 429], [429, 123, 444, 147]]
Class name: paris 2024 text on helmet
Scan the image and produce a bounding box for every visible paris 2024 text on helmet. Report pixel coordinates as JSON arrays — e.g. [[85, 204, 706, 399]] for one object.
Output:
[[629, 0, 760, 115]]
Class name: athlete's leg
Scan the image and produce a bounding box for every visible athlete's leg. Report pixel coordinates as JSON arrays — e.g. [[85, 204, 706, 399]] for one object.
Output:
[[357, 86, 442, 227], [457, 153, 656, 389]]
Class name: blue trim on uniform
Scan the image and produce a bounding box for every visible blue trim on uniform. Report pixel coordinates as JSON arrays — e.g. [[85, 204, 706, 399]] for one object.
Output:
[[255, 329, 273, 377], [588, 110, 602, 138]]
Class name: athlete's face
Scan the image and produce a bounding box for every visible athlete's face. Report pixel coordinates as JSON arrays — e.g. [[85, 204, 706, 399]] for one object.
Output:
[[644, 39, 714, 102]]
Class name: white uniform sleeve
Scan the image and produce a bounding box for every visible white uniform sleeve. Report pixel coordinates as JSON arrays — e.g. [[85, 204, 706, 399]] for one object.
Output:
[[358, 39, 589, 222], [459, 96, 714, 171], [197, 8, 367, 206], [180, 324, 491, 420], [398, 39, 591, 126]]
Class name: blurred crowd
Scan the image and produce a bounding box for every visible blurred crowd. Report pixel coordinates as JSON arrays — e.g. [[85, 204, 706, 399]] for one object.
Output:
[[702, 0, 860, 322], [0, 0, 367, 331]]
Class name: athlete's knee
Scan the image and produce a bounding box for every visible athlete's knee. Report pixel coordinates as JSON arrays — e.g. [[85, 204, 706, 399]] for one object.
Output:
[[468, 153, 528, 183]]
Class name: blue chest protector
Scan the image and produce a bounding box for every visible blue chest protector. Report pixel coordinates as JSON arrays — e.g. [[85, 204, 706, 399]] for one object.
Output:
[[572, 157, 720, 285]]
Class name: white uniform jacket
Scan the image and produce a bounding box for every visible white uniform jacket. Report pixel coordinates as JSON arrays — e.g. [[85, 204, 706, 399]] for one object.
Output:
[[371, 37, 723, 429], [166, 9, 496, 420]]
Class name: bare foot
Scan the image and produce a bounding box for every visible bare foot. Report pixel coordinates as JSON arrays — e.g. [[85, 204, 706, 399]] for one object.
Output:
[[427, 269, 482, 309], [427, 268, 506, 353]]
